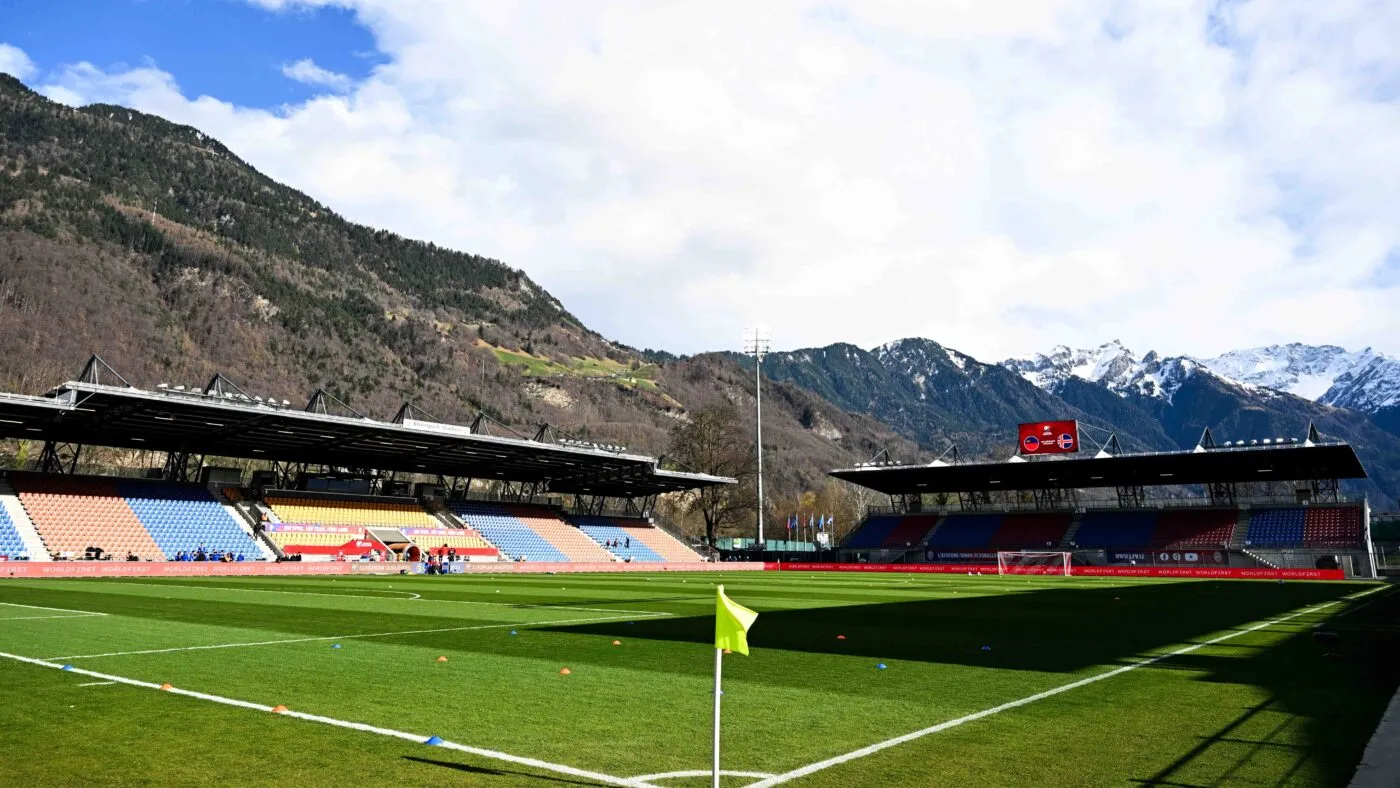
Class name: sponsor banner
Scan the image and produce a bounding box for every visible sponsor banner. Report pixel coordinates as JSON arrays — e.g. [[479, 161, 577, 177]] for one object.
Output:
[[1018, 420, 1080, 455], [267, 524, 361, 535], [279, 538, 383, 556], [927, 550, 998, 562], [764, 562, 1345, 580], [0, 560, 761, 578], [0, 561, 406, 578], [1107, 549, 1228, 565], [401, 528, 467, 537]]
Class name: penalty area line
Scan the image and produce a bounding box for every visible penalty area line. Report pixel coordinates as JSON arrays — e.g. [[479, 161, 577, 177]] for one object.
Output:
[[0, 650, 654, 788], [44, 612, 671, 661], [746, 591, 1371, 787], [0, 601, 109, 616]]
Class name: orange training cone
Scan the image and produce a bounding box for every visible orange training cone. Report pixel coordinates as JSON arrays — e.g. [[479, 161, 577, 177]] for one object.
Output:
[[159, 683, 173, 691], [837, 635, 847, 640], [436, 656, 448, 663], [723, 648, 732, 655], [559, 667, 572, 675], [271, 705, 288, 714]]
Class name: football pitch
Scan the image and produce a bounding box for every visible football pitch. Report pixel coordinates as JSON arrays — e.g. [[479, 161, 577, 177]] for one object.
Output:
[[0, 572, 1396, 787]]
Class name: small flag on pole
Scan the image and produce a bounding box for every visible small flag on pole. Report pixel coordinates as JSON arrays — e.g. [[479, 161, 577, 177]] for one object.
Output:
[[712, 585, 758, 787], [715, 585, 758, 655]]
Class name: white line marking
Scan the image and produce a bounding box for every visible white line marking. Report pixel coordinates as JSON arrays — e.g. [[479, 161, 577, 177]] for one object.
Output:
[[1336, 584, 1396, 618], [632, 770, 776, 781], [62, 580, 668, 616], [0, 614, 104, 621], [0, 601, 108, 616], [747, 591, 1373, 787], [77, 681, 116, 686], [44, 612, 671, 660], [0, 651, 654, 788]]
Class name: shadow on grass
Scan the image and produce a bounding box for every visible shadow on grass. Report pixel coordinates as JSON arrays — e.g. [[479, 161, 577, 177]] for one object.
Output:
[[1128, 589, 1400, 786], [544, 580, 1355, 673], [401, 756, 608, 786]]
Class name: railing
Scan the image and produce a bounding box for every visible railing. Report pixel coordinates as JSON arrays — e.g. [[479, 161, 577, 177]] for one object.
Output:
[[866, 494, 1368, 518]]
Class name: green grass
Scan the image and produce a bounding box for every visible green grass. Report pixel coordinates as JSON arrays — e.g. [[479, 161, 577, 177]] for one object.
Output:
[[0, 572, 1395, 787], [489, 347, 661, 391]]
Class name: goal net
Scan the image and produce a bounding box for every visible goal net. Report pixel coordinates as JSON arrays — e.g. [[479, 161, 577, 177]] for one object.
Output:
[[996, 551, 1072, 576]]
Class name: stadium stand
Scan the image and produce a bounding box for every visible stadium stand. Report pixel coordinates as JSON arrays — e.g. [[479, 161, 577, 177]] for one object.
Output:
[[987, 513, 1074, 549], [501, 505, 615, 562], [926, 514, 1003, 548], [11, 475, 165, 560], [568, 515, 706, 562], [0, 503, 28, 560], [570, 516, 665, 561], [447, 502, 570, 562], [1303, 506, 1363, 547], [1150, 509, 1236, 548], [1244, 508, 1305, 547], [843, 514, 940, 549], [265, 493, 438, 528], [119, 481, 263, 559], [1245, 506, 1364, 548], [1071, 511, 1159, 549]]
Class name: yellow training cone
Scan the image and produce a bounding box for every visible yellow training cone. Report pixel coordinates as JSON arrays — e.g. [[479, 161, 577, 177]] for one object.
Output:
[[436, 656, 448, 663]]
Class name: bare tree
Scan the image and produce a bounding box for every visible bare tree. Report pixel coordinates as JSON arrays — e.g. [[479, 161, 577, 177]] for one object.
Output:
[[666, 404, 757, 546]]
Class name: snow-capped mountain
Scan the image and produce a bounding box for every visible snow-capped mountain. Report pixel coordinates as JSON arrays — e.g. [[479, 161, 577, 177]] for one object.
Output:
[[1007, 341, 1400, 416], [1192, 344, 1399, 408], [1001, 341, 1210, 404]]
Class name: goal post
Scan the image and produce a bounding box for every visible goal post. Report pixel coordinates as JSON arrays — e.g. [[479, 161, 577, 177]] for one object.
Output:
[[996, 551, 1072, 576]]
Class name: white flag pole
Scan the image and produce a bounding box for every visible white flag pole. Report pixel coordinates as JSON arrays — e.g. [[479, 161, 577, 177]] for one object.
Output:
[[712, 646, 723, 788]]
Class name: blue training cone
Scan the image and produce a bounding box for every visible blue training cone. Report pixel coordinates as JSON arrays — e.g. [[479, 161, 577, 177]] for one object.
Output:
[[425, 736, 444, 746], [61, 665, 74, 671], [332, 644, 342, 649], [509, 630, 517, 636], [876, 663, 887, 670], [982, 645, 992, 651]]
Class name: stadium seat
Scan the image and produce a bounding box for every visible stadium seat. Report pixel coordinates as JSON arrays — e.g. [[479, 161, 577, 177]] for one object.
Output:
[[987, 513, 1073, 549], [1072, 511, 1159, 549], [11, 474, 165, 560], [265, 494, 438, 529], [1150, 509, 1236, 549], [1302, 506, 1363, 548], [842, 515, 906, 549], [0, 503, 28, 560], [1245, 508, 1306, 547], [118, 481, 263, 559], [565, 516, 706, 562], [926, 515, 1004, 548], [447, 502, 570, 562]]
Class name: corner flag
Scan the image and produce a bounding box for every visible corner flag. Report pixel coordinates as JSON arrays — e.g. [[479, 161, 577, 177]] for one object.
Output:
[[715, 585, 758, 655], [712, 584, 757, 787]]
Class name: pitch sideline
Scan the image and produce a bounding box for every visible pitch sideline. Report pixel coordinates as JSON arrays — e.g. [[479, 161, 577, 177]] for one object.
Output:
[[745, 584, 1391, 787], [43, 611, 671, 661], [0, 649, 658, 788]]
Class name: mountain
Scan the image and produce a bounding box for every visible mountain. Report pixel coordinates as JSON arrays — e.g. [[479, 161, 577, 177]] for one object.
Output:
[[0, 73, 920, 526], [1193, 344, 1400, 427], [1002, 341, 1400, 502]]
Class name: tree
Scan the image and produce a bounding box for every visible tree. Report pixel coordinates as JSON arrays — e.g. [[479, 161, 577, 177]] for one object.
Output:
[[666, 404, 757, 547]]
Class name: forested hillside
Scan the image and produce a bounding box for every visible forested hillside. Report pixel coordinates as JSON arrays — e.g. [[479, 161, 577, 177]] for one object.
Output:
[[0, 74, 919, 535]]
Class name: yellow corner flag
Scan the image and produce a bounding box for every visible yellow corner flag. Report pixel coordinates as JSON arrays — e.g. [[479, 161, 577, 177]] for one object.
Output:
[[715, 584, 758, 656]]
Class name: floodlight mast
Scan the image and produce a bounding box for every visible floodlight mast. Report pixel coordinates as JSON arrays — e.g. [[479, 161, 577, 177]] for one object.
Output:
[[744, 327, 771, 547]]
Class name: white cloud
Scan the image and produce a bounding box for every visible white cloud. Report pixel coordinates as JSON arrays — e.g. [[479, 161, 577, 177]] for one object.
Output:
[[281, 58, 354, 92], [0, 42, 37, 80], [17, 0, 1400, 362]]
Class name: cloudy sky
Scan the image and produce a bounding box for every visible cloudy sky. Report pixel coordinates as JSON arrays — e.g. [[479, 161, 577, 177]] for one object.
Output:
[[2, 0, 1398, 361]]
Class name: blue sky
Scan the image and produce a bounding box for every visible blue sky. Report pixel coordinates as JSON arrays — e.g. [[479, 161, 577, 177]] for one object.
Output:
[[0, 1, 1398, 361], [0, 0, 378, 106]]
